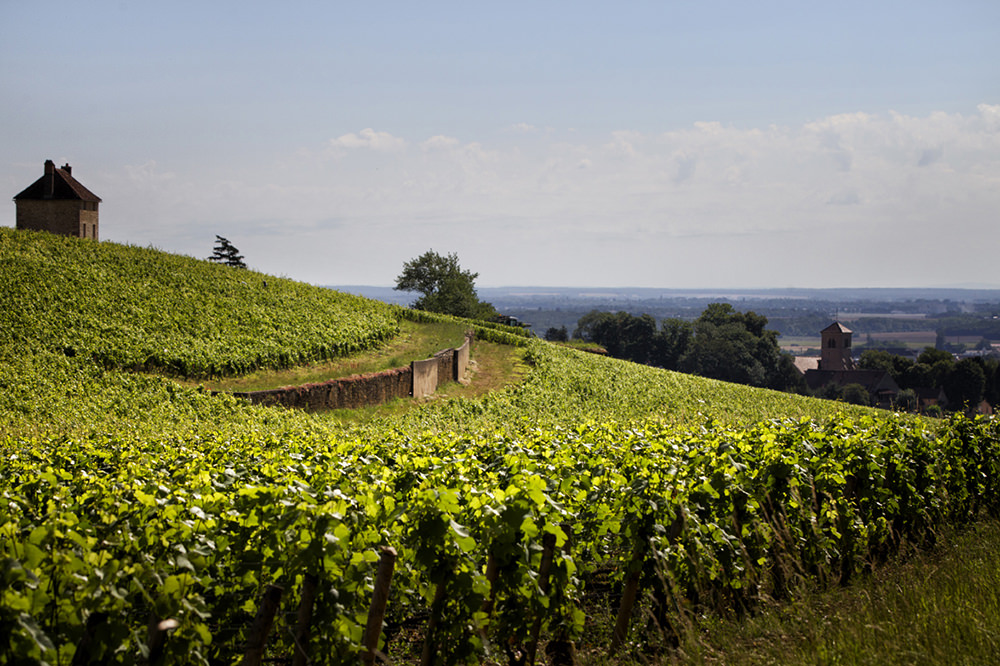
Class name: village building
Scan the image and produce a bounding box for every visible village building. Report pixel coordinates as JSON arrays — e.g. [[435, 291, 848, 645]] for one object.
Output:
[[13, 160, 101, 240], [818, 321, 856, 371], [802, 321, 900, 408], [804, 368, 901, 409]]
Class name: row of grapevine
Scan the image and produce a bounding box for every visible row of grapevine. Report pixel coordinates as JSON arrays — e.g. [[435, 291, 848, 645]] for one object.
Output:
[[1, 229, 400, 377], [3, 413, 997, 664], [397, 307, 531, 348]]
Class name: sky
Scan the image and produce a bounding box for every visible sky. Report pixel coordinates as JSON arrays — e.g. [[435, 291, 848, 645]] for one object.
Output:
[[2, 1, 998, 289]]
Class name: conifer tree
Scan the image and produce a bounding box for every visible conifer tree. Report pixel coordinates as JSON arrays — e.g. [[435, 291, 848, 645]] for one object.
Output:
[[208, 235, 247, 269]]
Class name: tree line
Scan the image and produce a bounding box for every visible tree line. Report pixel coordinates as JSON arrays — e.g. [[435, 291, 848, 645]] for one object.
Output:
[[859, 347, 999, 413], [554, 303, 805, 393], [547, 306, 998, 413]]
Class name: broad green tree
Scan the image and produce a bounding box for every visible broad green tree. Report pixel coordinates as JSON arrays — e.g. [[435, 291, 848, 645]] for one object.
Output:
[[656, 318, 694, 371], [860, 349, 914, 383], [573, 311, 658, 364], [394, 250, 496, 320], [943, 358, 986, 411], [680, 303, 802, 391], [841, 383, 872, 406], [544, 326, 569, 342]]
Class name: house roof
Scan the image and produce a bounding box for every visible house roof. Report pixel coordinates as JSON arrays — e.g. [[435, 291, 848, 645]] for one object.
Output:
[[793, 356, 820, 375], [803, 369, 900, 394], [821, 322, 852, 334], [13, 161, 101, 203]]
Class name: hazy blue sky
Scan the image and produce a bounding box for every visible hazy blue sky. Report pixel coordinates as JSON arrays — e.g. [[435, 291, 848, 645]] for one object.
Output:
[[3, 1, 998, 288]]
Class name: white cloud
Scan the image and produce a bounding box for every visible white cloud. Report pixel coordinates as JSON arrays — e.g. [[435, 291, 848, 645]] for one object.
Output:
[[509, 122, 538, 133], [123, 160, 176, 187], [420, 135, 461, 151], [330, 128, 407, 152], [88, 106, 1000, 288]]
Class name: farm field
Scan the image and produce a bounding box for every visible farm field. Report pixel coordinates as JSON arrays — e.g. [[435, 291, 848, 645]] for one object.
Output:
[[2, 228, 998, 665], [782, 330, 975, 355]]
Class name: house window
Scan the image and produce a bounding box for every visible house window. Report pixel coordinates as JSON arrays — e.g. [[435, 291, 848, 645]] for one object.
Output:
[[828, 339, 837, 348], [845, 338, 851, 348]]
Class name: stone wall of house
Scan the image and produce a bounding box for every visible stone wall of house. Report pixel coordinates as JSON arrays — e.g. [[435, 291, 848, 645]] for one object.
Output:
[[16, 200, 98, 239], [232, 331, 474, 411]]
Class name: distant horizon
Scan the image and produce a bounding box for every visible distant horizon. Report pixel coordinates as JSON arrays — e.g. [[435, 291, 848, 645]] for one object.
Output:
[[332, 283, 1000, 295]]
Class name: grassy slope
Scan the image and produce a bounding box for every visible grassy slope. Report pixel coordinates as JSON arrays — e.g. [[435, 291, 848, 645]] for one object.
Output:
[[660, 519, 1000, 666], [0, 228, 867, 439]]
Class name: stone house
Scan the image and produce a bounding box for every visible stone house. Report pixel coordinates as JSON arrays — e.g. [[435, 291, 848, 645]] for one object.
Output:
[[13, 160, 101, 240]]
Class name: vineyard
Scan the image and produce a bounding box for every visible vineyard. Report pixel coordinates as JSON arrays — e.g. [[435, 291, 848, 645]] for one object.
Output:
[[0, 229, 400, 377], [1, 229, 998, 665]]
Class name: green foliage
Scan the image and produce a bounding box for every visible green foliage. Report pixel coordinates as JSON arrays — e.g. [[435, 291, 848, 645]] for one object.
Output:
[[574, 304, 803, 393], [895, 388, 918, 412], [861, 344, 998, 413], [841, 383, 872, 406], [3, 415, 998, 663], [575, 311, 659, 364], [684, 519, 1000, 666], [943, 358, 987, 411], [394, 250, 497, 321], [681, 303, 801, 391], [544, 326, 569, 342], [859, 349, 912, 379], [0, 228, 399, 378], [3, 229, 1000, 663]]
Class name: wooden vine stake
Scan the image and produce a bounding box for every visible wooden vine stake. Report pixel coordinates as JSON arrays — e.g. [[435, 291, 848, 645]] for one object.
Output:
[[477, 550, 500, 650], [480, 551, 500, 617], [609, 539, 646, 655], [545, 524, 578, 666], [291, 574, 318, 666], [419, 572, 451, 666], [241, 584, 284, 666], [361, 546, 398, 666], [143, 614, 179, 666], [525, 531, 558, 666], [71, 611, 108, 666]]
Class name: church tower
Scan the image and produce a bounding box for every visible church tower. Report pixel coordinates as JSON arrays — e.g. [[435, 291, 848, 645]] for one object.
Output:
[[819, 322, 855, 371]]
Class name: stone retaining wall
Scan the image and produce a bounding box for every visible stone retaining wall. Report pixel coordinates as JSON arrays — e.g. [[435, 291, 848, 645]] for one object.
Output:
[[232, 332, 473, 411], [412, 357, 439, 399]]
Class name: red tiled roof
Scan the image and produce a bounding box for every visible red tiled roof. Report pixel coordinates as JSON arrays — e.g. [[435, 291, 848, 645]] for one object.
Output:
[[13, 162, 101, 203]]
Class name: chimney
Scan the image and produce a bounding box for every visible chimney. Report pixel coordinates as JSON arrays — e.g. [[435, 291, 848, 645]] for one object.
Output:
[[61, 163, 72, 176], [44, 159, 55, 198]]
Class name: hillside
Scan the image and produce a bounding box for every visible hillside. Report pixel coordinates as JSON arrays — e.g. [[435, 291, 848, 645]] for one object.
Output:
[[0, 227, 862, 439], [3, 228, 997, 665]]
